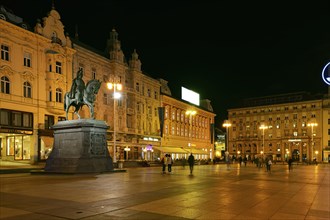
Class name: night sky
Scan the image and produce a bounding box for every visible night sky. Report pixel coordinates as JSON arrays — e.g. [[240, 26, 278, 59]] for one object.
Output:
[[2, 0, 330, 127]]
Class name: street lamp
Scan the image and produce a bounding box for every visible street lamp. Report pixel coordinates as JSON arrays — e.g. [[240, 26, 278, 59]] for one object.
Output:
[[307, 122, 318, 161], [107, 82, 122, 163], [259, 124, 268, 155], [222, 120, 231, 155], [186, 110, 197, 154]]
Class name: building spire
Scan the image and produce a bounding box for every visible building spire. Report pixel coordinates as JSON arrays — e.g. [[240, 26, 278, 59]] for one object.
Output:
[[52, 0, 55, 9]]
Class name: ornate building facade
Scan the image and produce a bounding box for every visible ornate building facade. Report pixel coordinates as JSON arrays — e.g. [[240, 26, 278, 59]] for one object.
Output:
[[226, 92, 330, 163], [159, 81, 216, 160], [0, 5, 216, 164]]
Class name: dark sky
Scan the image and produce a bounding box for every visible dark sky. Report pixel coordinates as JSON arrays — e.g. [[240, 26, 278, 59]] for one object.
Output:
[[2, 0, 330, 127]]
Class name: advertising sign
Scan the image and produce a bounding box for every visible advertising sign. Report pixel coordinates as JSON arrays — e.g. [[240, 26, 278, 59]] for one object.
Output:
[[322, 62, 330, 85], [181, 87, 200, 106]]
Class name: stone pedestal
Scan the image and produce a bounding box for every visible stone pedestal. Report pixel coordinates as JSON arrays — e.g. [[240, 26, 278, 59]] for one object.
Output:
[[45, 119, 113, 173]]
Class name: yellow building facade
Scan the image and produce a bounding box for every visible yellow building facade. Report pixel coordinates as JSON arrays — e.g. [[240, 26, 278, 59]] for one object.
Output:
[[0, 6, 216, 164], [159, 87, 216, 161], [227, 92, 330, 163]]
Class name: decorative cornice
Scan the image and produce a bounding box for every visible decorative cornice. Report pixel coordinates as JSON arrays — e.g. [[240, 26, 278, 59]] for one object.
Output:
[[22, 71, 35, 82], [0, 65, 14, 76]]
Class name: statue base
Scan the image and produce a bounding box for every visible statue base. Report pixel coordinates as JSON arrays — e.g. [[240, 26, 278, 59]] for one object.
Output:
[[45, 119, 114, 173]]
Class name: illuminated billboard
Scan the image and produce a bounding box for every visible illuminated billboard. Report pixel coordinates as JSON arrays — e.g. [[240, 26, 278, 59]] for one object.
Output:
[[181, 87, 200, 106], [322, 62, 330, 85]]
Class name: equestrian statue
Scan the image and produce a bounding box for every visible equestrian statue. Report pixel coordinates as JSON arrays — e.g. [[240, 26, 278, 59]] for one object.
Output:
[[64, 69, 101, 120]]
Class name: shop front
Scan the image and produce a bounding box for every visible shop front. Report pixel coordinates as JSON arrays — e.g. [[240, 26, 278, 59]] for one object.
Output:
[[0, 129, 33, 161]]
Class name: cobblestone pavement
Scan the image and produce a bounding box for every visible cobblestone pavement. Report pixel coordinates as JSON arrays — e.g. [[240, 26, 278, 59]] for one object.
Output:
[[0, 163, 329, 219]]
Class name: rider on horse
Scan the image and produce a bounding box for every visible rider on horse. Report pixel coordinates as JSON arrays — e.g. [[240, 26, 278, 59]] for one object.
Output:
[[69, 69, 85, 104]]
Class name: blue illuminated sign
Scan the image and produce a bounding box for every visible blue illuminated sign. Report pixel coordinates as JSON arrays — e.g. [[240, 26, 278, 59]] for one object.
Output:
[[322, 62, 330, 85]]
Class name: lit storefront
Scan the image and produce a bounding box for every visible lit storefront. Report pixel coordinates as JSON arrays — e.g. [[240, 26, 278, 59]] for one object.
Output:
[[0, 109, 33, 161]]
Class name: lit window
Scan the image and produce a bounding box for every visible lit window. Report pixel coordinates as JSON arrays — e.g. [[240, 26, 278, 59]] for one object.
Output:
[[0, 76, 10, 94], [1, 44, 10, 61], [23, 81, 32, 98], [55, 88, 62, 102], [56, 61, 62, 74], [24, 52, 32, 67]]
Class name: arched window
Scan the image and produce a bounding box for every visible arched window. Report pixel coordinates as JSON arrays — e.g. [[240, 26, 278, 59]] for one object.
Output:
[[0, 76, 10, 94], [23, 81, 32, 98], [55, 88, 62, 103]]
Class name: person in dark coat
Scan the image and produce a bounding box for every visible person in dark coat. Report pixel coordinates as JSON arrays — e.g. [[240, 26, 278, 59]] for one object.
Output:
[[188, 153, 195, 175]]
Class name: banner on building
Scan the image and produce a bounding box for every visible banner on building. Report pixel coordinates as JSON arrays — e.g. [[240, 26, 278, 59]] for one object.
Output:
[[158, 107, 165, 137]]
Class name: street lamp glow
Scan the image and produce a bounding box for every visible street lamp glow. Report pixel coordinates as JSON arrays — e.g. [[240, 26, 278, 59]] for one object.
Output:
[[107, 82, 123, 163], [259, 124, 268, 155], [307, 122, 318, 160], [222, 120, 231, 156], [185, 110, 196, 116]]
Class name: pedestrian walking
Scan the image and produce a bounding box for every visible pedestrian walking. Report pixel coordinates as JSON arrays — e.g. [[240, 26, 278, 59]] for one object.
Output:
[[161, 154, 167, 174], [238, 156, 242, 167], [267, 158, 272, 173], [188, 153, 195, 175], [167, 154, 173, 173]]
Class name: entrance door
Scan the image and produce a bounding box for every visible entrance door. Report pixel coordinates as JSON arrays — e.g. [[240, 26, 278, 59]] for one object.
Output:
[[292, 149, 300, 161]]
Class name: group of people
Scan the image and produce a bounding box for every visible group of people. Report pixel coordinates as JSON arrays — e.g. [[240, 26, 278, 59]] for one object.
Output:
[[161, 153, 195, 175], [161, 154, 173, 174]]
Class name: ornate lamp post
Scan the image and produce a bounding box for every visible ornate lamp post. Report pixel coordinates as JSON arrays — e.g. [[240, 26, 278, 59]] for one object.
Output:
[[222, 120, 231, 155], [259, 124, 268, 156], [107, 82, 122, 163], [307, 122, 318, 161]]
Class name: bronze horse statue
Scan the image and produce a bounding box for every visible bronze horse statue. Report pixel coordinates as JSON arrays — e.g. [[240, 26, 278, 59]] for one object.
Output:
[[64, 79, 101, 120]]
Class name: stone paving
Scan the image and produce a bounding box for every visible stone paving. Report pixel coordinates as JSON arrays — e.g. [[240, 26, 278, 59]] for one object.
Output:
[[0, 162, 329, 220]]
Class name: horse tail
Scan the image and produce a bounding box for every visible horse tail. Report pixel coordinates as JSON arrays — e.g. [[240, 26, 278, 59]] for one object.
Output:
[[64, 93, 67, 111]]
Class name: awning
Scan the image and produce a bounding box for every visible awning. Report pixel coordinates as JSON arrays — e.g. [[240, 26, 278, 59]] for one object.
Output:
[[184, 148, 208, 154], [153, 146, 187, 153], [41, 136, 54, 148]]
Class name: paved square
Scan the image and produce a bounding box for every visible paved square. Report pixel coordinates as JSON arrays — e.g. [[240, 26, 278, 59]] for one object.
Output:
[[0, 163, 329, 219]]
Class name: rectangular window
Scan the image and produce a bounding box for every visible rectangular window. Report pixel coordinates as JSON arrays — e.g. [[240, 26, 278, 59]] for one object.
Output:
[[117, 99, 123, 107], [12, 111, 22, 127], [0, 109, 33, 128], [103, 93, 108, 105], [49, 90, 52, 101], [0, 109, 9, 125], [55, 89, 62, 103], [1, 76, 10, 94], [1, 44, 10, 61], [22, 113, 33, 127], [44, 115, 55, 130], [127, 115, 132, 128], [92, 68, 96, 79], [56, 61, 62, 74], [136, 83, 139, 92], [23, 82, 32, 98], [24, 52, 32, 67]]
